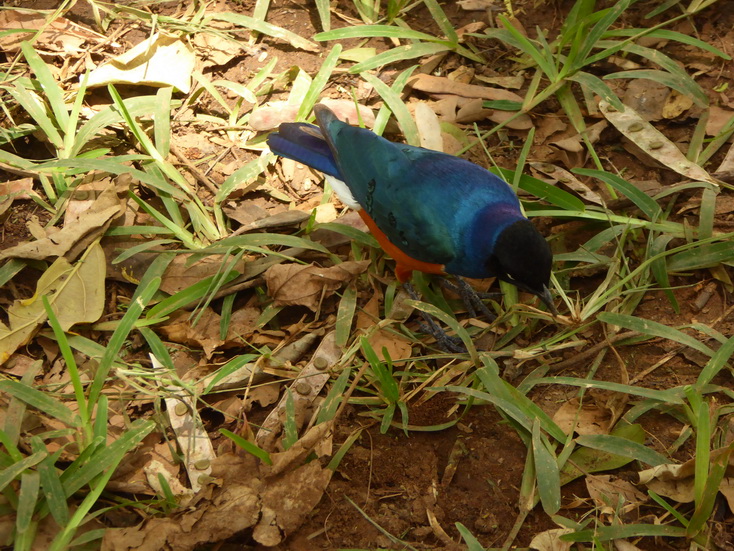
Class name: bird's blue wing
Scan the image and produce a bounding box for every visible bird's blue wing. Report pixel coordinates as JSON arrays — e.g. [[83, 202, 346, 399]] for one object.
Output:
[[315, 106, 520, 269], [266, 123, 342, 178]]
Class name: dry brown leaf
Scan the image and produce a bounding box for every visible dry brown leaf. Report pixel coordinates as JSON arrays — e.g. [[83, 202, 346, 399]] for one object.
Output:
[[414, 102, 443, 152], [65, 178, 117, 225], [0, 9, 111, 54], [535, 116, 568, 143], [599, 100, 718, 185], [622, 79, 669, 121], [0, 242, 106, 365], [455, 97, 493, 124], [158, 308, 254, 359], [662, 90, 694, 119], [474, 73, 525, 90], [553, 398, 615, 435], [159, 310, 223, 357], [487, 108, 534, 130], [528, 528, 574, 551], [192, 32, 243, 68], [530, 162, 604, 205], [368, 330, 413, 361], [614, 541, 644, 551], [159, 254, 248, 295], [88, 33, 195, 92], [550, 120, 607, 153], [256, 334, 339, 452], [0, 177, 34, 217], [101, 423, 334, 550], [250, 101, 299, 131], [585, 474, 647, 516], [0, 181, 124, 262], [265, 260, 369, 311], [253, 460, 332, 545], [706, 105, 734, 136], [458, 0, 497, 9], [355, 288, 413, 361], [320, 98, 376, 127], [638, 445, 734, 505], [408, 73, 524, 102], [447, 65, 475, 84], [252, 99, 375, 131]]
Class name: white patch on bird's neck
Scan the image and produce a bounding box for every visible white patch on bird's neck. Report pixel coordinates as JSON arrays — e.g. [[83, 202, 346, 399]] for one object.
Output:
[[324, 174, 361, 210]]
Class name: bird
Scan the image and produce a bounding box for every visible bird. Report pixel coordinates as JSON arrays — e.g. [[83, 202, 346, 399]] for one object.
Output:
[[266, 103, 555, 317]]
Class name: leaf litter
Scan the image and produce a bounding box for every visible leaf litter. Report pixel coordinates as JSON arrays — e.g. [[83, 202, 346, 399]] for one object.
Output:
[[1, 1, 734, 550]]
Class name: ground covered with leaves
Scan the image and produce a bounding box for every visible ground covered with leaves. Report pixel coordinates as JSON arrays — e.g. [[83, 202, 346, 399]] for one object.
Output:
[[1, 0, 734, 550]]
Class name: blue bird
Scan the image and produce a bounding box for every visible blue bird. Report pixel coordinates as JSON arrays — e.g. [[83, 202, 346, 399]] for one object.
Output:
[[267, 104, 555, 312]]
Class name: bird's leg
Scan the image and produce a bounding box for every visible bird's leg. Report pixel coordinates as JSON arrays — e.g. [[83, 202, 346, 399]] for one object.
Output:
[[402, 283, 466, 353], [439, 277, 498, 321]]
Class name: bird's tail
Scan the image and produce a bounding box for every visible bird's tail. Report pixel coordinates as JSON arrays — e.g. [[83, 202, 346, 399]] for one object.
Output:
[[266, 123, 342, 178]]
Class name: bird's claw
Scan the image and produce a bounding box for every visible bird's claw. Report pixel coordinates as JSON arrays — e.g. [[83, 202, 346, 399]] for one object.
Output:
[[416, 322, 466, 353]]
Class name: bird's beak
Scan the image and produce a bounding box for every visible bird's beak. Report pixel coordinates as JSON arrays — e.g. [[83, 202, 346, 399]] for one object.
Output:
[[538, 285, 558, 315]]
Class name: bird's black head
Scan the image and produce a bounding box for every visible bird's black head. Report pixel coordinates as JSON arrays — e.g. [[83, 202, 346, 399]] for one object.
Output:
[[487, 219, 555, 311]]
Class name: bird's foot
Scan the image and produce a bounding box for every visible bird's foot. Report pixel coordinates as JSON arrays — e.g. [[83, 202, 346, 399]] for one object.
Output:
[[403, 283, 467, 354], [440, 277, 497, 321]]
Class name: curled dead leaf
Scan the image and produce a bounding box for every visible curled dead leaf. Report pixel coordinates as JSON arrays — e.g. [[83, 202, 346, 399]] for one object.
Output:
[[87, 33, 195, 92], [0, 181, 125, 262], [0, 242, 106, 365], [599, 100, 718, 185], [265, 260, 370, 311]]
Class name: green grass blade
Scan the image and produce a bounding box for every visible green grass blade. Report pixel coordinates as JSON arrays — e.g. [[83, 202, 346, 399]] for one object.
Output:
[[603, 29, 730, 59], [495, 15, 557, 80], [20, 41, 69, 130], [0, 451, 46, 493], [336, 286, 357, 348], [283, 389, 298, 450], [574, 168, 661, 220], [111, 239, 176, 264], [372, 65, 418, 136], [153, 86, 173, 157], [496, 168, 586, 210], [72, 96, 167, 157], [421, 0, 458, 42], [597, 312, 715, 356], [534, 375, 685, 404], [649, 234, 679, 313], [456, 522, 486, 551], [575, 434, 669, 466], [667, 241, 734, 271], [604, 69, 708, 107], [5, 85, 64, 149], [208, 12, 319, 52], [298, 44, 342, 120], [16, 472, 40, 535], [33, 438, 70, 526], [567, 71, 624, 111], [61, 421, 154, 497], [220, 428, 272, 464], [361, 71, 420, 146], [575, 0, 631, 67], [316, 25, 442, 43], [87, 277, 161, 413], [314, 0, 331, 31], [317, 367, 352, 425], [0, 381, 79, 427], [696, 334, 734, 389], [146, 272, 238, 321], [562, 523, 686, 541], [532, 420, 561, 515], [350, 43, 450, 74]]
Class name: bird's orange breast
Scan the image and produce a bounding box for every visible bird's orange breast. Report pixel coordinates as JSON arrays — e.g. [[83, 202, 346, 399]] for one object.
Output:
[[357, 210, 445, 282]]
